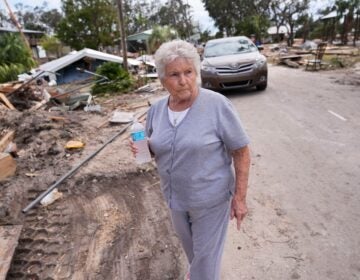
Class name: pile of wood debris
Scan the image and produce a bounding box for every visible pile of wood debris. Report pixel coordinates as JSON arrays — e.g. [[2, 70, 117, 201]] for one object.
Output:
[[0, 78, 58, 112], [261, 41, 360, 69]]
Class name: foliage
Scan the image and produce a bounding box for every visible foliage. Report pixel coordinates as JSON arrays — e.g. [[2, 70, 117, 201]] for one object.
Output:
[[123, 0, 154, 35], [40, 9, 63, 33], [199, 29, 213, 42], [123, 0, 194, 39], [0, 33, 36, 82], [268, 0, 309, 46], [147, 25, 178, 53], [56, 0, 119, 50], [202, 0, 271, 37], [235, 14, 270, 42], [0, 64, 27, 83], [150, 0, 193, 39], [39, 35, 62, 58], [335, 0, 360, 45], [92, 62, 134, 95], [12, 2, 63, 33]]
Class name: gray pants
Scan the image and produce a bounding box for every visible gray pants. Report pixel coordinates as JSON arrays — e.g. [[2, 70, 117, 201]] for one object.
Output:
[[170, 200, 231, 280]]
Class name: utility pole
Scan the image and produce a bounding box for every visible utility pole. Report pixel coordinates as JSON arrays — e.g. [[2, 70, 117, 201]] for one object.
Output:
[[116, 0, 128, 72]]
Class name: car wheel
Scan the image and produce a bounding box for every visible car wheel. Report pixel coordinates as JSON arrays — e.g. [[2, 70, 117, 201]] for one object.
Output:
[[256, 82, 267, 91]]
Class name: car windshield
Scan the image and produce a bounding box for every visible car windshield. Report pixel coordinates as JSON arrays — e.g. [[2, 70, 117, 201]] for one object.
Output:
[[204, 39, 257, 57]]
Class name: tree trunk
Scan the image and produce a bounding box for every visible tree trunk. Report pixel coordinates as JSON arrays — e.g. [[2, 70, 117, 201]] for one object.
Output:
[[116, 0, 128, 72]]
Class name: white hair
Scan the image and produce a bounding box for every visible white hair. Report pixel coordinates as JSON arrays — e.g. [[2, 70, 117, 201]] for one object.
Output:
[[154, 40, 201, 85]]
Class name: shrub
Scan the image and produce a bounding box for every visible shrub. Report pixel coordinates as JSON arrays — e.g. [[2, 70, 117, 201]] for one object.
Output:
[[0, 33, 36, 82], [91, 62, 134, 95]]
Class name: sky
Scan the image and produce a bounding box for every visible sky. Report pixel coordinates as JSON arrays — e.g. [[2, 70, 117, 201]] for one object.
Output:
[[3, 0, 217, 32], [2, 0, 336, 33]]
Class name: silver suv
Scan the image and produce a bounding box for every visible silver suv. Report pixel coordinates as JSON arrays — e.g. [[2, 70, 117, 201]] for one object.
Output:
[[201, 36, 267, 91]]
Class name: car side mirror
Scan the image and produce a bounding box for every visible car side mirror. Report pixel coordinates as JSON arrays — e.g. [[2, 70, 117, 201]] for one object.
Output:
[[257, 45, 264, 51]]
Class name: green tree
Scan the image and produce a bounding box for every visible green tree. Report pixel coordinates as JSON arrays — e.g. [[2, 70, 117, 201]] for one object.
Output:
[[40, 35, 62, 58], [268, 0, 309, 46], [284, 0, 309, 46], [40, 9, 63, 33], [147, 25, 178, 53], [57, 0, 119, 50], [124, 0, 152, 35], [0, 33, 36, 82], [149, 0, 194, 39], [335, 0, 360, 45], [202, 0, 270, 37], [9, 2, 62, 33]]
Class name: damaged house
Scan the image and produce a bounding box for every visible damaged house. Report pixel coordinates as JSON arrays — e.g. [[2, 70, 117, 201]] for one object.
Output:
[[31, 48, 140, 85]]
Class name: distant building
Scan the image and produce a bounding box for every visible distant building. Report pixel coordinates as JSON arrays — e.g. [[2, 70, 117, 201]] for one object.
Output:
[[267, 25, 290, 42], [0, 27, 45, 59]]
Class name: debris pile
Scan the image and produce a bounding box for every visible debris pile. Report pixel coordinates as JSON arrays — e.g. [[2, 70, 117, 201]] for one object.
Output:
[[261, 41, 360, 70]]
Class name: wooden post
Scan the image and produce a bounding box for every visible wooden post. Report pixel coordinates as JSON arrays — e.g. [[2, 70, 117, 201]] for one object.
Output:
[[116, 0, 128, 72]]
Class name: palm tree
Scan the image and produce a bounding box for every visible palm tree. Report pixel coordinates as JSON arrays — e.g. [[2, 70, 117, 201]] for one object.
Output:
[[147, 25, 178, 54]]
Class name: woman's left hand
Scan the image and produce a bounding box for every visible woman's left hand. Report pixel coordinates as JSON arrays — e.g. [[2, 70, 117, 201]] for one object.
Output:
[[230, 194, 248, 231]]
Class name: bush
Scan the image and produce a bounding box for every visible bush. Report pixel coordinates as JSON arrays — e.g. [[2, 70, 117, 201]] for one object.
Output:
[[91, 62, 134, 95], [0, 63, 27, 83], [0, 33, 36, 82]]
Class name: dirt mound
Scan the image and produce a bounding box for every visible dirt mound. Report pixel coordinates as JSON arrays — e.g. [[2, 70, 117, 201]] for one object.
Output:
[[1, 91, 187, 279], [8, 171, 186, 280]]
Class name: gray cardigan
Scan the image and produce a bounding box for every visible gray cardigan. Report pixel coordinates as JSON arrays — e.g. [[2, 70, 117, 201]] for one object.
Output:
[[146, 88, 249, 210]]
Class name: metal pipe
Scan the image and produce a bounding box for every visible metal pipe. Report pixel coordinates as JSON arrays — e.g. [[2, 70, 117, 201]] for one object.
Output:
[[22, 110, 148, 213]]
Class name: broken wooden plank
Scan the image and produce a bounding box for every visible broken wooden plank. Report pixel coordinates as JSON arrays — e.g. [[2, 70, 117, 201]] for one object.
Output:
[[0, 93, 16, 110], [0, 153, 17, 181], [29, 99, 47, 111], [0, 225, 22, 280], [0, 131, 15, 153], [0, 83, 23, 95]]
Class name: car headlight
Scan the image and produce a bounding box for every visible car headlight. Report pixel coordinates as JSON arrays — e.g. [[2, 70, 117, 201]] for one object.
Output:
[[254, 57, 266, 69], [201, 65, 216, 73]]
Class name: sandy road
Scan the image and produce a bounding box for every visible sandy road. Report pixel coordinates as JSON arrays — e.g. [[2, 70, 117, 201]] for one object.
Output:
[[221, 64, 360, 279], [2, 65, 359, 280]]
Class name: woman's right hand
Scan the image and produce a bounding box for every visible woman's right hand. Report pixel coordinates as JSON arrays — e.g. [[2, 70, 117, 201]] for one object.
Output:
[[129, 138, 138, 157]]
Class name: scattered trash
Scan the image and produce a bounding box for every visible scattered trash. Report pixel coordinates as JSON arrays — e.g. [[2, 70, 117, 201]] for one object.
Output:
[[109, 111, 134, 124], [40, 188, 63, 206], [25, 172, 39, 177], [134, 84, 156, 93], [65, 140, 85, 149], [84, 104, 102, 112]]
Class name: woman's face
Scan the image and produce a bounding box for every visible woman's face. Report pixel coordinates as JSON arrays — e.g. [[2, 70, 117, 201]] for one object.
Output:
[[161, 58, 198, 102]]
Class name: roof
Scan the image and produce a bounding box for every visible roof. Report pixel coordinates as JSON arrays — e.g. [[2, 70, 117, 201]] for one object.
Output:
[[37, 48, 139, 73], [127, 28, 177, 42], [127, 29, 153, 42], [320, 11, 338, 20], [0, 27, 44, 34]]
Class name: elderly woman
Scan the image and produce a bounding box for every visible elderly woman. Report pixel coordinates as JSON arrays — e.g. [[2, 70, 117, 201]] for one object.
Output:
[[133, 40, 250, 280]]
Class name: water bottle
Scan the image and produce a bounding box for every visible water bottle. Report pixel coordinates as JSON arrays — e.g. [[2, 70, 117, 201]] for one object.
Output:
[[131, 119, 152, 164]]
